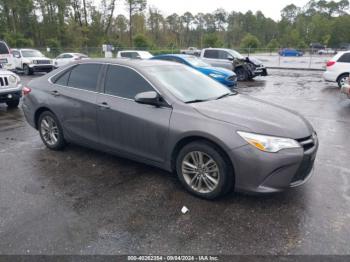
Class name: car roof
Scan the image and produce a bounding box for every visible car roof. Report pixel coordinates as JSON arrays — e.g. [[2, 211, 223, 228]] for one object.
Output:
[[153, 54, 197, 59], [119, 50, 149, 53], [75, 58, 179, 69], [202, 48, 231, 51], [14, 48, 40, 52]]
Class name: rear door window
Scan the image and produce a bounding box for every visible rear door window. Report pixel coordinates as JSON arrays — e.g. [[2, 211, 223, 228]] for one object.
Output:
[[0, 42, 9, 54], [54, 70, 71, 86], [338, 53, 350, 63], [104, 65, 154, 99], [67, 63, 102, 92], [203, 50, 219, 59]]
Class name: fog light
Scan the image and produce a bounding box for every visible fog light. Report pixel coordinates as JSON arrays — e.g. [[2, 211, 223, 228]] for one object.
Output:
[[8, 94, 12, 99]]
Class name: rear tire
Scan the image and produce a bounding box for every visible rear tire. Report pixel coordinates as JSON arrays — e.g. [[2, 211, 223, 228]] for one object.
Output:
[[6, 99, 20, 108], [337, 74, 349, 88], [176, 140, 234, 199], [38, 111, 66, 150]]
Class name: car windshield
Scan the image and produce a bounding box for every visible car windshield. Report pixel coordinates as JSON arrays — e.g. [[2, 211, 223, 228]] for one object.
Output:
[[147, 65, 231, 103], [227, 49, 245, 59], [186, 57, 211, 67], [22, 50, 44, 58]]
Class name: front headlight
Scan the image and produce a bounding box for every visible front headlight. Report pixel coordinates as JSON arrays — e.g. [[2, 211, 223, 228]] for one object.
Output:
[[8, 75, 17, 85], [31, 60, 37, 64], [209, 73, 225, 78], [237, 131, 301, 153]]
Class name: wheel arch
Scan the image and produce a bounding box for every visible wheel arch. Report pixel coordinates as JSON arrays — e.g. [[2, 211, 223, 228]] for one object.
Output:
[[337, 72, 349, 82], [34, 107, 54, 129], [170, 135, 235, 178]]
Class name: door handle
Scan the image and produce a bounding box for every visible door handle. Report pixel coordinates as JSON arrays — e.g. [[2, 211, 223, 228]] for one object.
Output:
[[98, 102, 111, 109], [50, 90, 60, 96]]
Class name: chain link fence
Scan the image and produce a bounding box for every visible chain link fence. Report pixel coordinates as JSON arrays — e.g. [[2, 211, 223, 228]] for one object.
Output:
[[34, 46, 346, 70]]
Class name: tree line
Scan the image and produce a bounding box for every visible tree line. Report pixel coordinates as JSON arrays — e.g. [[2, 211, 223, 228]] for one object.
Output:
[[0, 0, 349, 51]]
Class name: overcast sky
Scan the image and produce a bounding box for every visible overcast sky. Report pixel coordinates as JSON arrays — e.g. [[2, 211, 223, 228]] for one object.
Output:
[[104, 0, 310, 21]]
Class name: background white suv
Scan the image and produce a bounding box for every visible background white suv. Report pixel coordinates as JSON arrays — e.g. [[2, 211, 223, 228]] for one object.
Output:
[[323, 51, 350, 87], [12, 49, 54, 75]]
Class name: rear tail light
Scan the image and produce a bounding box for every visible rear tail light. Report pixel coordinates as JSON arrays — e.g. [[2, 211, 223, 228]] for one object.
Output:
[[22, 86, 32, 96], [326, 61, 336, 67]]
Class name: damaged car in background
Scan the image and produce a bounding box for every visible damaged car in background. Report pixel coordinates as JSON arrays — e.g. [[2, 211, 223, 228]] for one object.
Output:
[[199, 48, 268, 81]]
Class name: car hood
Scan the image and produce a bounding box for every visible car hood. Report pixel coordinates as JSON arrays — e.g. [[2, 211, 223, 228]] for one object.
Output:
[[27, 57, 52, 60], [247, 56, 263, 66], [199, 66, 236, 77], [192, 94, 314, 139], [0, 69, 18, 76]]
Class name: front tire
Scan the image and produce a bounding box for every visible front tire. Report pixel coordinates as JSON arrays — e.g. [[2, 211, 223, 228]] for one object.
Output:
[[235, 67, 249, 81], [176, 141, 234, 199], [337, 74, 349, 88], [38, 111, 65, 150], [6, 99, 20, 108], [23, 64, 33, 76]]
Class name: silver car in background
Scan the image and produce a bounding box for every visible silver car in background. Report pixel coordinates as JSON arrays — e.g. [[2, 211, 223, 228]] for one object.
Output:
[[22, 59, 318, 199]]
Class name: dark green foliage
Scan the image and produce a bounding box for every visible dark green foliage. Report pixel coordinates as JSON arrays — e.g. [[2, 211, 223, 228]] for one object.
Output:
[[0, 0, 348, 50]]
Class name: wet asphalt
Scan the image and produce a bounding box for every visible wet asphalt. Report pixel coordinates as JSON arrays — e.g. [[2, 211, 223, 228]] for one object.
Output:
[[0, 70, 350, 255]]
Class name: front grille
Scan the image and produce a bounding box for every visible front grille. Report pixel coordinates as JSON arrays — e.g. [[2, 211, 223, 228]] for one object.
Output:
[[291, 133, 318, 184], [0, 76, 9, 87], [36, 60, 51, 64], [296, 135, 315, 152], [291, 155, 315, 183]]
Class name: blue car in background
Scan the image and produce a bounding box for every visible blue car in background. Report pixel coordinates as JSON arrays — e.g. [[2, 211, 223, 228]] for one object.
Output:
[[279, 48, 304, 57], [150, 54, 237, 87]]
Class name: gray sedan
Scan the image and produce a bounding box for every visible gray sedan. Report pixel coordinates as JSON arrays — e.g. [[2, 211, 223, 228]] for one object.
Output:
[[22, 59, 318, 199]]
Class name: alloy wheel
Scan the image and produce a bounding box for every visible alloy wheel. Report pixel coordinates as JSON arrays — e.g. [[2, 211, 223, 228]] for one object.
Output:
[[340, 76, 349, 87], [181, 151, 220, 194], [40, 115, 59, 146]]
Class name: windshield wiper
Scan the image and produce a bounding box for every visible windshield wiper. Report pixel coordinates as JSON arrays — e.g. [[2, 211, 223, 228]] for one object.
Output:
[[185, 99, 211, 104], [216, 91, 238, 100]]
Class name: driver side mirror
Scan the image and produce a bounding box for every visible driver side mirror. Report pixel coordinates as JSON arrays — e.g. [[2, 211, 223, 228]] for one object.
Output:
[[227, 56, 234, 61], [135, 91, 162, 107], [14, 54, 21, 58]]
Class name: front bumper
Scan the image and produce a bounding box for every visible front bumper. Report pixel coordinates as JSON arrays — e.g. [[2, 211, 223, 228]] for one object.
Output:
[[29, 64, 54, 72], [254, 67, 268, 77], [0, 89, 22, 103], [230, 134, 318, 194]]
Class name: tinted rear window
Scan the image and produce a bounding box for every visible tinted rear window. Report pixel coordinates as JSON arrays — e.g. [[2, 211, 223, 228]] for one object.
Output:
[[104, 65, 154, 99], [55, 70, 71, 86], [0, 42, 9, 54], [68, 64, 102, 91], [338, 53, 350, 63], [121, 52, 135, 58]]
